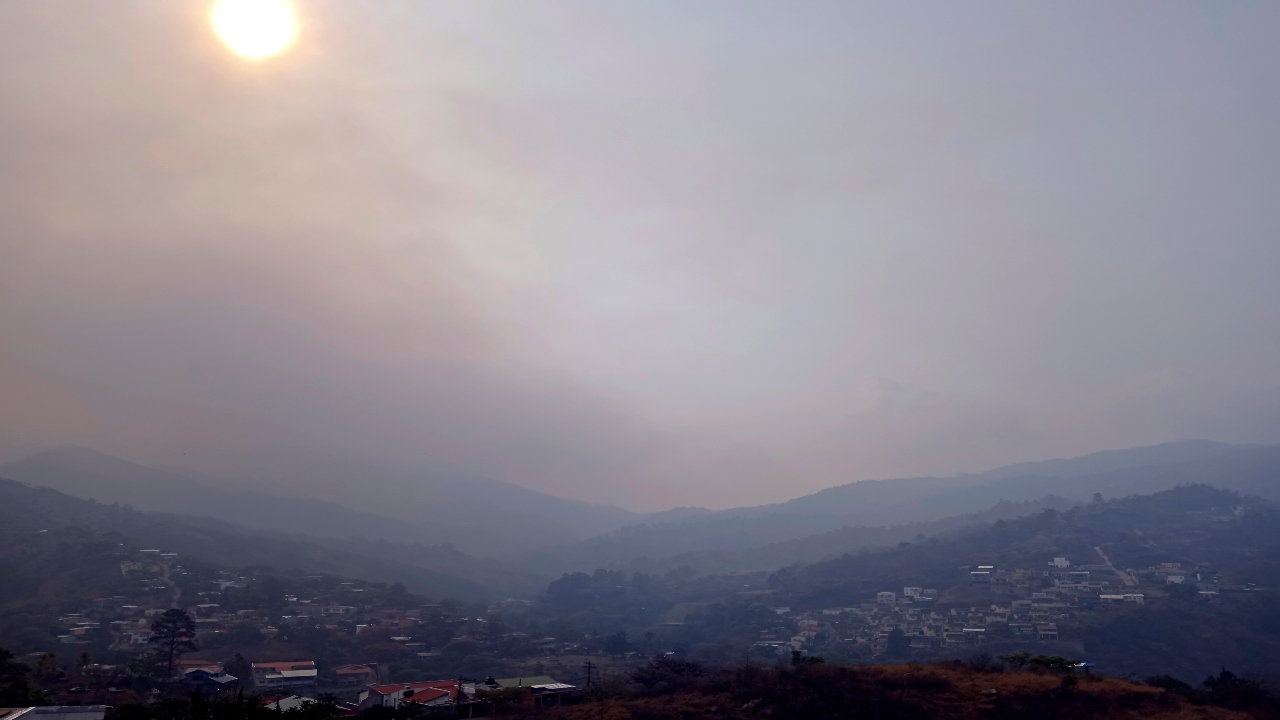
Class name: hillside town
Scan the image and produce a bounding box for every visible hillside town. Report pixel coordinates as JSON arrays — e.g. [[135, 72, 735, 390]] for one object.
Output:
[[14, 544, 596, 715], [769, 550, 1227, 660], [5, 492, 1273, 719]]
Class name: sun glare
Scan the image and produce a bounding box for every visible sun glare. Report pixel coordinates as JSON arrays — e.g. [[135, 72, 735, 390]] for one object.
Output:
[[211, 0, 299, 60]]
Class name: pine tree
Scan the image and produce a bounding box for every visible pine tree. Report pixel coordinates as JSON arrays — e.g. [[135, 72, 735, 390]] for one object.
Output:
[[149, 608, 197, 679]]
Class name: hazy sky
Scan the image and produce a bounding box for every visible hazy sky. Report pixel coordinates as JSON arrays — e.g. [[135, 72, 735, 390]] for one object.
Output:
[[2, 1, 1279, 510]]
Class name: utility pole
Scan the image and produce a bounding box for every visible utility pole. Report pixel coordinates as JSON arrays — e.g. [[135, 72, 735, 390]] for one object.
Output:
[[582, 661, 595, 688], [457, 676, 472, 718]]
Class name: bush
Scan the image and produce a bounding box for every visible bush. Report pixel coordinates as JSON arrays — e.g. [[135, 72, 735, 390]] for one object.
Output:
[[1027, 655, 1078, 674], [999, 651, 1032, 670], [966, 653, 1004, 673], [474, 686, 530, 706], [1202, 669, 1278, 713], [631, 656, 706, 692], [0, 647, 51, 706]]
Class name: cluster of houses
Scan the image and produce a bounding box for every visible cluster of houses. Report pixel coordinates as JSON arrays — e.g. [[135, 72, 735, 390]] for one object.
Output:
[[177, 659, 577, 714], [758, 587, 964, 657], [753, 553, 1224, 657], [30, 547, 587, 713], [57, 549, 427, 655], [1138, 562, 1222, 599]]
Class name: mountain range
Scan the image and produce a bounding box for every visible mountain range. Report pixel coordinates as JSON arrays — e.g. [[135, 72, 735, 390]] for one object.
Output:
[[0, 445, 638, 559], [0, 476, 544, 602], [524, 440, 1280, 574], [3, 440, 1279, 591]]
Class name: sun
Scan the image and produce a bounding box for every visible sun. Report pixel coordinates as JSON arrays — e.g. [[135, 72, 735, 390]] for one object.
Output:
[[211, 0, 299, 60]]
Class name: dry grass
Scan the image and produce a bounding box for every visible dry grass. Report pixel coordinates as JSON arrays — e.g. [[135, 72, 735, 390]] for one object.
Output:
[[526, 661, 1252, 720]]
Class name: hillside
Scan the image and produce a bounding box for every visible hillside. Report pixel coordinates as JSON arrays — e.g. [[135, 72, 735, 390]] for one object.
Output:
[[527, 441, 1280, 573], [0, 476, 543, 605], [4, 476, 1278, 691], [528, 495, 1081, 576], [500, 486, 1280, 684], [709, 440, 1267, 522], [15, 442, 1279, 579], [773, 485, 1280, 679], [525, 660, 1265, 720], [0, 446, 643, 559]]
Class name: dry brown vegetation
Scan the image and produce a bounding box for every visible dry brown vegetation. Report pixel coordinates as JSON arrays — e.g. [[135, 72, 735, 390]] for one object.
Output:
[[521, 661, 1257, 720]]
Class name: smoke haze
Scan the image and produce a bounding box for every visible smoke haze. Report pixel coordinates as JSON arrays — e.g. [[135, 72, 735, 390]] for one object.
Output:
[[2, 1, 1279, 510]]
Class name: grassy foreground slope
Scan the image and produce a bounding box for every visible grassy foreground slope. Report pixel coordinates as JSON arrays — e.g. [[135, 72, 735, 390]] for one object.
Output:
[[532, 661, 1264, 720]]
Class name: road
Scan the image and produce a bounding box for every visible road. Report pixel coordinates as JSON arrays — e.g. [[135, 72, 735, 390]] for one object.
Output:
[[1094, 546, 1137, 587], [159, 562, 182, 608]]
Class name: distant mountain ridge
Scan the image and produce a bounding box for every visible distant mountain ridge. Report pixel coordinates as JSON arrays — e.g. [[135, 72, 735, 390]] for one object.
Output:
[[723, 440, 1263, 520], [6, 440, 1279, 581], [526, 441, 1280, 574], [0, 445, 644, 559], [0, 475, 543, 600], [528, 494, 1082, 576]]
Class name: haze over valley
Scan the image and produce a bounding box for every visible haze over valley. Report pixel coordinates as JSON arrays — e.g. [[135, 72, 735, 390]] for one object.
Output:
[[2, 2, 1280, 718]]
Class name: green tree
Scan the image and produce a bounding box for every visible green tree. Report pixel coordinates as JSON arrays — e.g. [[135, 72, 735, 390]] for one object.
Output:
[[1027, 654, 1077, 673], [885, 628, 910, 657], [1000, 651, 1032, 670], [1203, 669, 1277, 712], [225, 653, 252, 687], [149, 608, 197, 679], [125, 651, 168, 685], [32, 653, 60, 681], [604, 632, 631, 656], [474, 686, 531, 707], [631, 656, 705, 691], [0, 646, 52, 707], [790, 651, 824, 666]]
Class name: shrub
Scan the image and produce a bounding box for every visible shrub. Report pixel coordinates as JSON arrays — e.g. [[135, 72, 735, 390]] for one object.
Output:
[[631, 656, 706, 692], [1027, 655, 1077, 674], [1202, 669, 1278, 713], [966, 653, 1004, 673], [999, 651, 1032, 670]]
